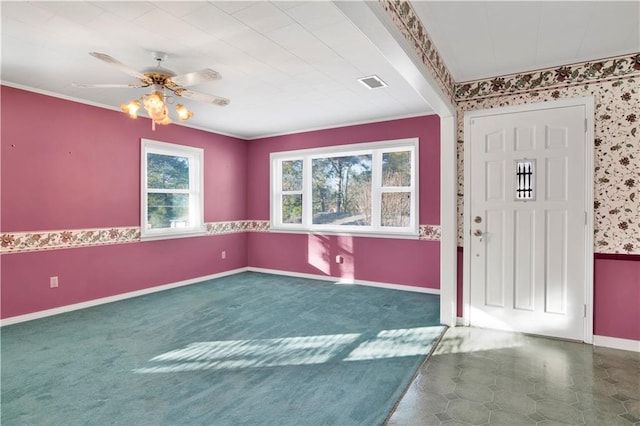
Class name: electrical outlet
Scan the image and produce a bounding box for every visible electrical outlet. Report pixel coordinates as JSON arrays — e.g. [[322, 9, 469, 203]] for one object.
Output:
[[50, 276, 59, 288], [335, 255, 344, 264], [221, 250, 226, 259]]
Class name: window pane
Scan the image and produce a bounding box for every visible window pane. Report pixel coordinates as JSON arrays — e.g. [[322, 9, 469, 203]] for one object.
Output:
[[282, 160, 303, 191], [147, 193, 190, 229], [311, 155, 372, 226], [282, 194, 302, 224], [147, 153, 190, 190], [382, 151, 411, 187], [381, 192, 411, 227], [515, 159, 535, 200]]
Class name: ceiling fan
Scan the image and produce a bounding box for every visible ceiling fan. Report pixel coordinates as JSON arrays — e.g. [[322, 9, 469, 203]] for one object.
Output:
[[73, 52, 230, 129]]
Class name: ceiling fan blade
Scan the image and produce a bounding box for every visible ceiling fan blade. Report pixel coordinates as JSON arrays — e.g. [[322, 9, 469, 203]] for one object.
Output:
[[72, 82, 147, 89], [174, 88, 230, 106], [89, 52, 151, 84], [168, 69, 221, 87]]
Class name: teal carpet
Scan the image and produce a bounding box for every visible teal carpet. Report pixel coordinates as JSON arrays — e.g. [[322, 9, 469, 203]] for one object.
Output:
[[1, 272, 444, 425]]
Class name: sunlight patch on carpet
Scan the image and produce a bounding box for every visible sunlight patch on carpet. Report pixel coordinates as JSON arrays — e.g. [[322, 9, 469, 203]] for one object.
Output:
[[134, 326, 444, 373], [345, 327, 444, 361]]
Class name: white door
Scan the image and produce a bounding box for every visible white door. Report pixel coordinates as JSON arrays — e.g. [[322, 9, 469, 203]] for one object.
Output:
[[466, 101, 591, 341]]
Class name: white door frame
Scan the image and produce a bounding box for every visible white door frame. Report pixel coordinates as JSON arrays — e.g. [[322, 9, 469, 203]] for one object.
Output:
[[462, 97, 595, 343]]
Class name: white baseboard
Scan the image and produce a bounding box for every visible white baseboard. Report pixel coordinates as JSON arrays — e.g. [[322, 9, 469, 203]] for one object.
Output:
[[2, 267, 438, 327], [10, 267, 632, 353], [246, 267, 440, 295], [593, 335, 640, 352], [1, 267, 249, 327]]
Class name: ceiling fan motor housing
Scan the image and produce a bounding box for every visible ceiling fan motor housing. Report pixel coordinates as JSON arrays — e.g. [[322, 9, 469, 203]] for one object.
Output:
[[77, 51, 230, 109]]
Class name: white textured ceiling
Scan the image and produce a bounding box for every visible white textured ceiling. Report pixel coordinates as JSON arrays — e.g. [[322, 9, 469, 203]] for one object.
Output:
[[1, 1, 432, 139], [1, 1, 638, 139], [413, 1, 640, 82]]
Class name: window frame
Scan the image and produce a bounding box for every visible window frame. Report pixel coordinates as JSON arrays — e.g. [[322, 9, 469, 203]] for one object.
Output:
[[270, 138, 419, 238], [141, 138, 205, 241]]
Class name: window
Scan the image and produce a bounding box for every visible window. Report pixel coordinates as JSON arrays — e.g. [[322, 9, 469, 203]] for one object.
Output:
[[515, 159, 535, 201], [271, 138, 418, 237], [141, 139, 204, 240]]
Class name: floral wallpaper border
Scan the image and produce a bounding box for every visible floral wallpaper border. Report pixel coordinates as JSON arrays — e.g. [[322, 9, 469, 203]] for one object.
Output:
[[419, 225, 441, 241], [205, 220, 270, 235], [1, 227, 142, 254], [455, 53, 640, 101], [380, 0, 456, 104], [0, 222, 441, 254], [0, 221, 267, 255]]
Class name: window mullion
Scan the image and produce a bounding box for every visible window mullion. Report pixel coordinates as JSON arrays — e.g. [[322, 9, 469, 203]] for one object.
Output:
[[371, 149, 382, 229], [280, 159, 286, 227], [189, 156, 198, 225], [303, 156, 312, 228], [411, 147, 417, 230], [274, 160, 282, 227]]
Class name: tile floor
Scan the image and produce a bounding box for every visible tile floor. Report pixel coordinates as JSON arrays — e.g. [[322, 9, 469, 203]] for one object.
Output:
[[387, 327, 640, 425]]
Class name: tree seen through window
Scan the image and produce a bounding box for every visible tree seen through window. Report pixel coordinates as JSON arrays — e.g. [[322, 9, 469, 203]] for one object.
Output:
[[147, 153, 190, 229]]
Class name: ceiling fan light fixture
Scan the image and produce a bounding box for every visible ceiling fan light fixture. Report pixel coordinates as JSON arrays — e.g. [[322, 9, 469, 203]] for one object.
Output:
[[141, 91, 173, 128], [120, 100, 140, 118], [157, 115, 172, 126], [176, 104, 193, 122], [122, 91, 193, 130], [143, 91, 165, 119]]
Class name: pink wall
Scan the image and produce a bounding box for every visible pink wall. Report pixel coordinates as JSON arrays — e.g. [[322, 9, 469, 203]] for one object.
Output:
[[594, 255, 640, 341], [249, 232, 440, 288], [2, 87, 637, 344], [1, 86, 246, 231], [1, 87, 248, 318], [246, 116, 442, 290], [1, 234, 247, 318], [455, 249, 640, 342]]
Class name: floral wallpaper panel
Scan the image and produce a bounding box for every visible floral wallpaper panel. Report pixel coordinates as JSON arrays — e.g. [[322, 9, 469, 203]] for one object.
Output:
[[379, 0, 639, 254], [456, 73, 639, 254]]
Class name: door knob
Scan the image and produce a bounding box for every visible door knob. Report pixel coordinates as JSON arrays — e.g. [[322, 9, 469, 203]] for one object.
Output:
[[473, 229, 483, 237]]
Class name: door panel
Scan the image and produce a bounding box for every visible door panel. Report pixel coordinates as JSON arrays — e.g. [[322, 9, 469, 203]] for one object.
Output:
[[546, 157, 568, 201], [486, 161, 505, 201], [514, 210, 534, 311], [468, 104, 587, 340], [515, 126, 536, 151], [485, 209, 506, 307], [486, 130, 505, 153], [545, 209, 567, 314]]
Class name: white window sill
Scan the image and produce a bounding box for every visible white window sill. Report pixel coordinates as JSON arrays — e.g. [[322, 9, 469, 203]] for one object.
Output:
[[269, 227, 420, 240], [140, 229, 206, 242]]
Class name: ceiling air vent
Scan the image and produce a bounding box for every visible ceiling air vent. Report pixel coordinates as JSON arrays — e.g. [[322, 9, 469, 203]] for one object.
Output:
[[358, 75, 388, 89]]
